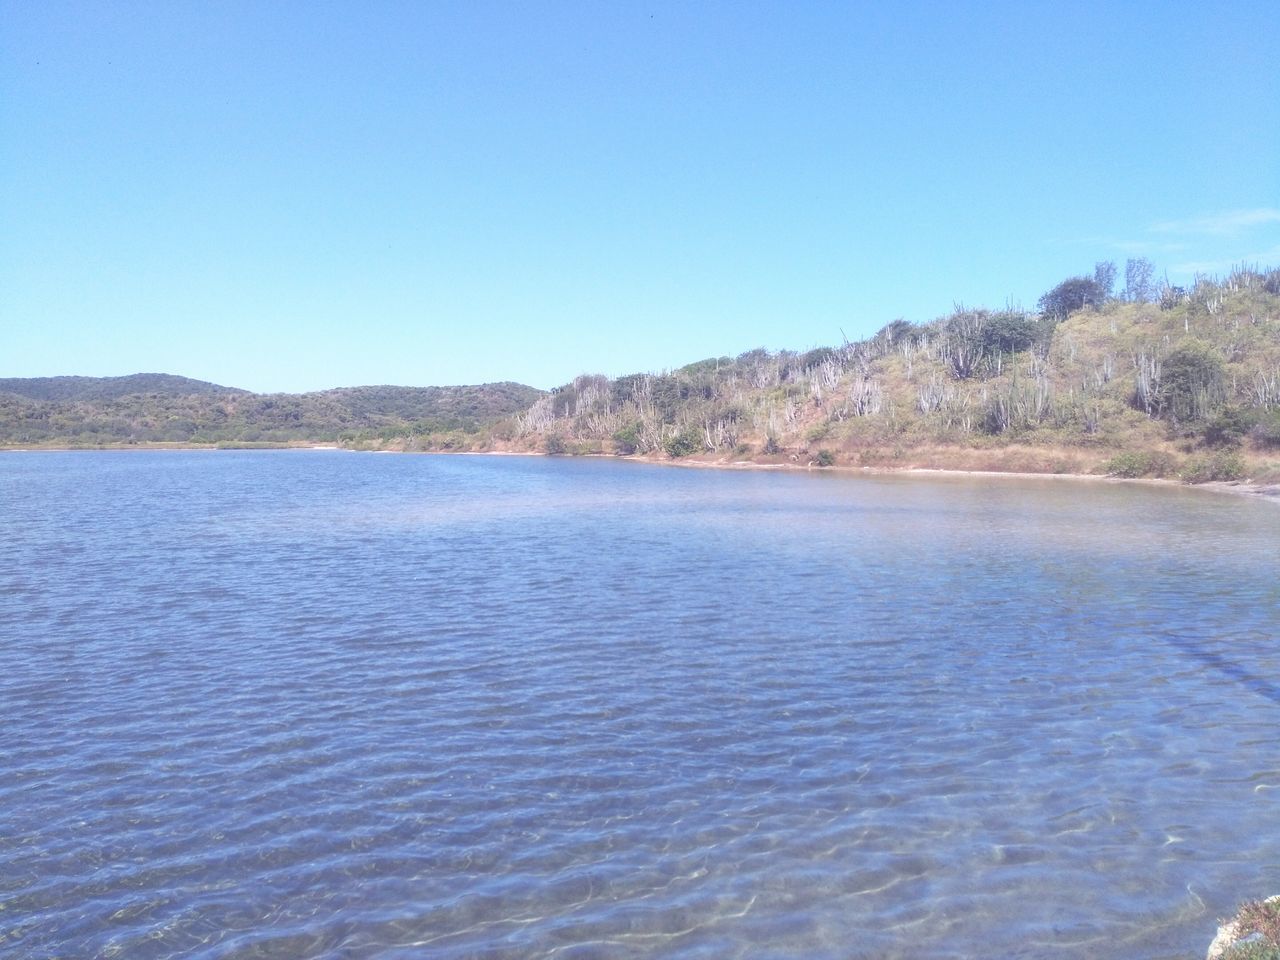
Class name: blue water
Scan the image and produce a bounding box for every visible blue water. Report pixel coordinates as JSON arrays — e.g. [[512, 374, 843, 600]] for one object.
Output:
[[2, 451, 1278, 959]]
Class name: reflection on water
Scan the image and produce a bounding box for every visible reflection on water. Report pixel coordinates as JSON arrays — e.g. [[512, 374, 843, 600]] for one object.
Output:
[[1, 452, 1278, 959]]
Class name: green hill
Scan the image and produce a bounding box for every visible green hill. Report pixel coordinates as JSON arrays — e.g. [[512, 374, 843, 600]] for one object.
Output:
[[0, 378, 544, 446], [486, 264, 1280, 483], [0, 373, 244, 402]]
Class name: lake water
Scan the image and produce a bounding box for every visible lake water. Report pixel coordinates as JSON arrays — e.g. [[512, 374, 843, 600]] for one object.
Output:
[[2, 451, 1278, 959]]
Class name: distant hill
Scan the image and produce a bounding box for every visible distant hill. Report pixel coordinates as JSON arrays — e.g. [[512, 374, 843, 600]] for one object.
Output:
[[0, 377, 545, 446], [316, 383, 547, 424], [0, 373, 244, 401]]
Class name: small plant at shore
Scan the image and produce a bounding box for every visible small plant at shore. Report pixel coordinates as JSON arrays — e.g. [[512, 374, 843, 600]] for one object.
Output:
[[545, 434, 567, 455], [1219, 898, 1280, 959], [815, 449, 836, 467], [1234, 899, 1280, 943]]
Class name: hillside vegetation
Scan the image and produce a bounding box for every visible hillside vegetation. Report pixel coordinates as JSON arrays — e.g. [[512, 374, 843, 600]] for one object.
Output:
[[0, 380, 544, 446], [0, 373, 245, 402], [479, 263, 1280, 483]]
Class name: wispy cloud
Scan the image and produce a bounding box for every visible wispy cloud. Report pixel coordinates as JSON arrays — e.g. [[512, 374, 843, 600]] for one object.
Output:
[[1152, 208, 1280, 236], [1172, 244, 1280, 276], [1085, 207, 1280, 274], [1105, 239, 1190, 255]]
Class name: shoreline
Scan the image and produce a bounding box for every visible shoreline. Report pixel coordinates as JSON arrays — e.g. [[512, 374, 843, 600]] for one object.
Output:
[[5, 441, 1278, 503], [593, 451, 1280, 503]]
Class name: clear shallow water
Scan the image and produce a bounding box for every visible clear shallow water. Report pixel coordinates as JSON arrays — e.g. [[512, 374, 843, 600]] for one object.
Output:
[[2, 451, 1278, 960]]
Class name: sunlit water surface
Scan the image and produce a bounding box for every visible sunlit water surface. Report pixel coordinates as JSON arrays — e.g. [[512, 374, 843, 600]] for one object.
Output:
[[2, 451, 1278, 959]]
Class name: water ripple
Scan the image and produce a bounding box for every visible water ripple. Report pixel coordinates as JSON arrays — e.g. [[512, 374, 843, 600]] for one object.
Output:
[[1, 452, 1278, 958]]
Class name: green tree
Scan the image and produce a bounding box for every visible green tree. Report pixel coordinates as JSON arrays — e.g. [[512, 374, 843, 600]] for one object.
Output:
[[612, 422, 642, 454], [1037, 275, 1108, 320], [663, 425, 705, 458], [977, 310, 1037, 354], [1158, 340, 1225, 423]]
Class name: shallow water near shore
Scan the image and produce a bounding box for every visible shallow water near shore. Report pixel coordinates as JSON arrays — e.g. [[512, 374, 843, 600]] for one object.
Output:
[[3, 450, 1278, 959]]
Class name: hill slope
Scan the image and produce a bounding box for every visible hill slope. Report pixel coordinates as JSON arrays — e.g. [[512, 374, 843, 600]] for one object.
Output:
[[0, 373, 244, 401], [484, 266, 1280, 482], [0, 378, 544, 446]]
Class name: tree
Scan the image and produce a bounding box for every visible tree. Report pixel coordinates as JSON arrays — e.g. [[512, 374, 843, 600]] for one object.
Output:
[[612, 422, 642, 454], [1093, 261, 1117, 300], [1037, 275, 1108, 321], [1124, 258, 1155, 303], [1158, 340, 1225, 423], [978, 310, 1038, 354], [663, 425, 705, 458]]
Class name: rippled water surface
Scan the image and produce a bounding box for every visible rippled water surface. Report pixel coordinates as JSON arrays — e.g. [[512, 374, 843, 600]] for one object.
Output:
[[2, 451, 1278, 959]]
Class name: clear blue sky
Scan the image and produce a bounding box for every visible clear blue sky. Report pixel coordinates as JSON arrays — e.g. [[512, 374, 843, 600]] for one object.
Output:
[[3, 1, 1278, 392]]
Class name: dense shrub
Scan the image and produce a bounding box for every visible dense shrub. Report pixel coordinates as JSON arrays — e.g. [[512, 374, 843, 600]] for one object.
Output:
[[873, 318, 918, 348], [799, 347, 837, 370], [1103, 451, 1176, 479], [978, 311, 1038, 354], [815, 449, 836, 467], [612, 422, 642, 454], [1037, 275, 1108, 320], [1250, 412, 1280, 449], [1180, 452, 1246, 483], [1202, 407, 1257, 447], [663, 425, 704, 458]]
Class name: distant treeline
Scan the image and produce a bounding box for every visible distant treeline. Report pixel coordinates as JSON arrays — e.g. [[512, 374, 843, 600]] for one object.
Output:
[[0, 377, 544, 446]]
